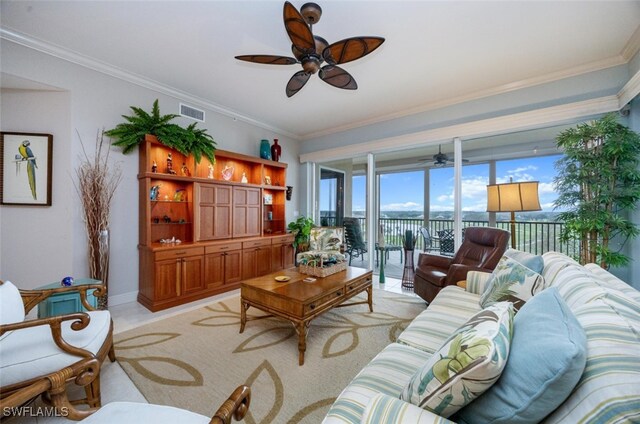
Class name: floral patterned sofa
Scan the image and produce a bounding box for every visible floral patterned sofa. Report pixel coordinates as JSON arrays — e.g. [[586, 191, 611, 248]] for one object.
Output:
[[323, 251, 640, 423]]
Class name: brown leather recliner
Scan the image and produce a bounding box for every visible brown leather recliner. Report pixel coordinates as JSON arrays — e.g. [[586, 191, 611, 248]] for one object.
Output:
[[413, 226, 510, 303]]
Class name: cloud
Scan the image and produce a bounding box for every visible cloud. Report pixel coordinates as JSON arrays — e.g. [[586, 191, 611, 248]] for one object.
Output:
[[538, 182, 556, 195], [381, 201, 422, 211]]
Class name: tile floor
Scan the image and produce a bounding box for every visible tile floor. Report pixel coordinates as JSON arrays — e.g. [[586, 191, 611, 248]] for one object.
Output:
[[12, 272, 421, 423]]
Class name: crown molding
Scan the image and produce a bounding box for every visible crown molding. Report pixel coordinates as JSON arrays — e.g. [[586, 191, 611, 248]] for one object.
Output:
[[621, 24, 640, 61], [0, 28, 301, 141], [618, 67, 640, 107], [299, 96, 619, 163], [301, 56, 627, 141]]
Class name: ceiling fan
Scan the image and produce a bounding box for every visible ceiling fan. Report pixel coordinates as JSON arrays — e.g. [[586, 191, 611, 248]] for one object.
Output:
[[235, 2, 385, 97], [418, 145, 470, 167]]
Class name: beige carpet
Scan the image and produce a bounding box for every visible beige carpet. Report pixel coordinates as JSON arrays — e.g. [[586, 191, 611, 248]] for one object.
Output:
[[115, 289, 425, 423]]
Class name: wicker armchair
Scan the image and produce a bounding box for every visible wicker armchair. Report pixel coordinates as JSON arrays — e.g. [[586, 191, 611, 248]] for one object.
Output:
[[0, 280, 115, 420]]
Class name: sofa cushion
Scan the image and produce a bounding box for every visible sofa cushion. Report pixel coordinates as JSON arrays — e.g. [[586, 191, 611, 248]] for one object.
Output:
[[480, 256, 546, 311], [397, 286, 481, 354], [584, 263, 640, 303], [309, 227, 343, 251], [542, 292, 640, 424], [323, 343, 432, 424], [400, 301, 514, 418], [540, 252, 578, 285], [0, 310, 111, 386], [360, 393, 455, 424], [504, 249, 544, 274], [456, 287, 587, 424]]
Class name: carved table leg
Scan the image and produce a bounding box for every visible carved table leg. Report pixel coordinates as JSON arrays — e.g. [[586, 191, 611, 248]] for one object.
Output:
[[294, 320, 311, 366], [240, 301, 250, 333], [366, 286, 373, 312]]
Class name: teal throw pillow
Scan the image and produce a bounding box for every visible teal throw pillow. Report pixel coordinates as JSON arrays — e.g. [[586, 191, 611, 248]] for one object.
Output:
[[455, 287, 587, 424], [480, 256, 546, 311], [504, 249, 544, 274], [400, 302, 514, 418]]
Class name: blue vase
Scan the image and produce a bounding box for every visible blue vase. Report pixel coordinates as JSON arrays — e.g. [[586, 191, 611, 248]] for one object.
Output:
[[260, 139, 272, 160]]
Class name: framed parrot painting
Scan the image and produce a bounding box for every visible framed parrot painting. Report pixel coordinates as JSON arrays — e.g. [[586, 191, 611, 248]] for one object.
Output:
[[1, 132, 53, 206]]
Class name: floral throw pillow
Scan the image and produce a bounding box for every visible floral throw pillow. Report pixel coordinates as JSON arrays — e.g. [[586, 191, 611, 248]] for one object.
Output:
[[400, 302, 514, 418], [309, 227, 343, 251], [480, 256, 546, 311]]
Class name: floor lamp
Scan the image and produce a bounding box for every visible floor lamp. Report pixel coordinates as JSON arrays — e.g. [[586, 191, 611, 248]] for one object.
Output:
[[486, 180, 541, 249]]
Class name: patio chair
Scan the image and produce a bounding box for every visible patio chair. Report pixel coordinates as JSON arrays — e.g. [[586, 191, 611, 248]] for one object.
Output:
[[414, 227, 509, 303], [419, 227, 440, 252], [0, 280, 115, 420], [343, 218, 368, 265], [437, 229, 455, 256]]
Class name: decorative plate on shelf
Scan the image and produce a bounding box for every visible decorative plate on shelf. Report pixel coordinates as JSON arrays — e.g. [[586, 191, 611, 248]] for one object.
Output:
[[274, 276, 291, 282]]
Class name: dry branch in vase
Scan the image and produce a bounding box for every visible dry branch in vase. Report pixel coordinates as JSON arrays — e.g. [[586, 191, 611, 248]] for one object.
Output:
[[74, 129, 122, 309]]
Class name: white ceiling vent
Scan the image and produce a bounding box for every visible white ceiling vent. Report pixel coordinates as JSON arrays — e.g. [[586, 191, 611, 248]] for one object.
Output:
[[179, 103, 205, 122]]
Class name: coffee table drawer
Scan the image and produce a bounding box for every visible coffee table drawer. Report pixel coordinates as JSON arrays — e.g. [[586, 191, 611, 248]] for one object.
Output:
[[304, 287, 345, 314], [346, 275, 372, 295]]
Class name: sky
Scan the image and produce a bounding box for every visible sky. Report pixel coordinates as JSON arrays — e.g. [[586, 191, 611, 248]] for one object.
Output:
[[344, 154, 562, 213]]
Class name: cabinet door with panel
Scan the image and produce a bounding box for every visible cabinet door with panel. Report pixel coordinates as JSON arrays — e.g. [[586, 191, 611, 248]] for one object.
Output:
[[233, 187, 261, 238], [197, 183, 232, 240], [154, 259, 180, 301], [181, 255, 205, 295], [205, 243, 243, 288]]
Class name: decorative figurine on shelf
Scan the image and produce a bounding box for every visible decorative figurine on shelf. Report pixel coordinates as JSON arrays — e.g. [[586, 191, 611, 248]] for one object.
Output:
[[260, 139, 272, 160], [207, 163, 214, 179], [61, 276, 74, 287], [163, 215, 171, 223], [264, 176, 271, 185], [180, 162, 190, 177], [271, 138, 281, 162], [221, 164, 234, 181], [241, 172, 248, 183], [174, 189, 186, 201], [286, 185, 293, 201], [151, 160, 157, 173], [150, 185, 161, 201], [166, 153, 176, 174]]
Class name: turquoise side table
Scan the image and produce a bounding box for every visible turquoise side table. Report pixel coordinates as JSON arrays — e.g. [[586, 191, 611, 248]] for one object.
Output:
[[37, 278, 101, 318]]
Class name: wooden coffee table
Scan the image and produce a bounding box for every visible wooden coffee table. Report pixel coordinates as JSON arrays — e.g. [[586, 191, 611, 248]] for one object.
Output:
[[240, 266, 373, 365]]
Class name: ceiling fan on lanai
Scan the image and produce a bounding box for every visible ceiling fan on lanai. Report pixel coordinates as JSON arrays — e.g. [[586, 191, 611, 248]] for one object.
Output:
[[418, 145, 470, 167], [235, 2, 385, 97]]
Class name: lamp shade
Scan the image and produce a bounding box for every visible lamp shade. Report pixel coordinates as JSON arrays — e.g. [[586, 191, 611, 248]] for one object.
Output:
[[487, 181, 542, 212]]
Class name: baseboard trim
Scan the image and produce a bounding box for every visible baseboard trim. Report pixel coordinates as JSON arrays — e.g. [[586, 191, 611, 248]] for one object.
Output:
[[109, 291, 138, 307]]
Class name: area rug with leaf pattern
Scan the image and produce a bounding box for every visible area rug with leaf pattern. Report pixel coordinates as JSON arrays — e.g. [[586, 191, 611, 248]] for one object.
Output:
[[114, 289, 425, 424]]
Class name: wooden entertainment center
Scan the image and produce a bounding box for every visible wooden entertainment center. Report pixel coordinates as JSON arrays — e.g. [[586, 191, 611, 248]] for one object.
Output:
[[138, 135, 294, 311]]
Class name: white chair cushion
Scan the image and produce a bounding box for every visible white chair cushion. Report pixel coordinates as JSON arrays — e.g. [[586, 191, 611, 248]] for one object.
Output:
[[81, 402, 210, 424], [0, 310, 111, 387], [0, 281, 26, 342], [0, 281, 26, 324]]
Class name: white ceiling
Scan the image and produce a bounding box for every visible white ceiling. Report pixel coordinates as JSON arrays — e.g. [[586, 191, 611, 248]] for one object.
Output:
[[1, 1, 639, 140]]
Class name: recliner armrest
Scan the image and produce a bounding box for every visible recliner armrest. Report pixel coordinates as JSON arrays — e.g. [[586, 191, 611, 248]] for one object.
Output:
[[445, 264, 489, 286], [417, 253, 452, 269]]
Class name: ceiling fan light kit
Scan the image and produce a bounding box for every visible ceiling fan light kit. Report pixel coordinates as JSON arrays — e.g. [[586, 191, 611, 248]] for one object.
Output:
[[235, 1, 385, 97]]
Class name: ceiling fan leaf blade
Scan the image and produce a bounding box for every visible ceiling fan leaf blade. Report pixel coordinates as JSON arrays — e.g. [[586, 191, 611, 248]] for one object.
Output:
[[284, 2, 315, 54], [323, 36, 385, 64], [235, 55, 298, 65], [286, 71, 311, 97], [319, 65, 358, 90]]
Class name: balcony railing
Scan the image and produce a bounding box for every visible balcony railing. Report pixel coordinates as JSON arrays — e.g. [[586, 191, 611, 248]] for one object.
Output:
[[320, 215, 578, 257]]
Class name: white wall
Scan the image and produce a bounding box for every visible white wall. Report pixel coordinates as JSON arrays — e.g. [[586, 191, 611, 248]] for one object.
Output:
[[1, 41, 300, 302], [627, 96, 640, 288]]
